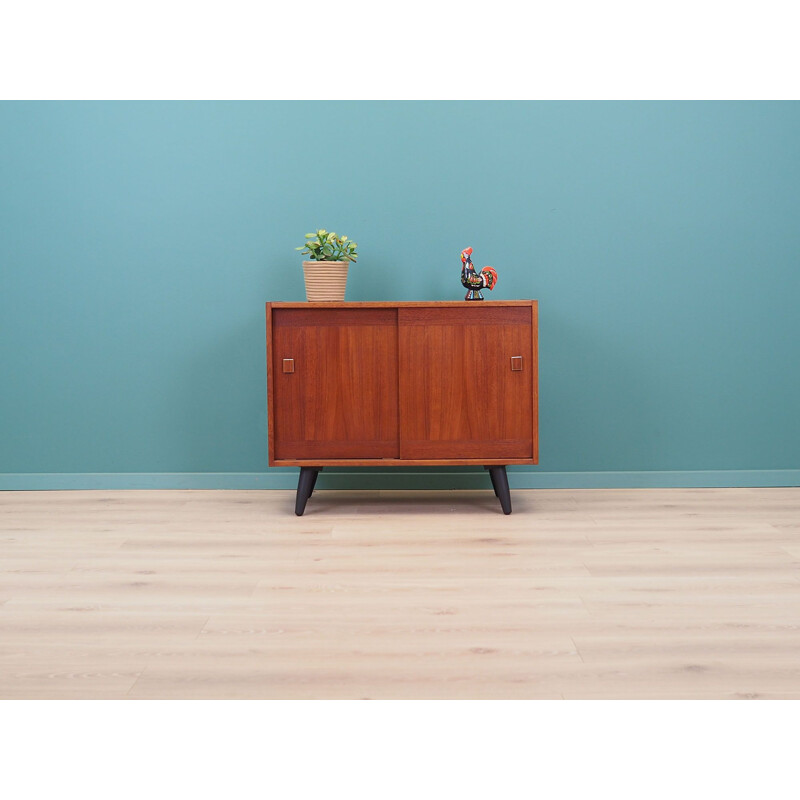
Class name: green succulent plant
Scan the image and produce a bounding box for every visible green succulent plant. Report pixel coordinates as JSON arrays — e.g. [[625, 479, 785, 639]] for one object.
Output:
[[296, 229, 358, 262]]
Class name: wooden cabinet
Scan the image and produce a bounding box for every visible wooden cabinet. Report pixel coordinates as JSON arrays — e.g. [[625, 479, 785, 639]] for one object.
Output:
[[266, 301, 538, 515]]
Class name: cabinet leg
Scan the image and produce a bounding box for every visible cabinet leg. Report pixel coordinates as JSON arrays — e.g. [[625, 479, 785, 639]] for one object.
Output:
[[295, 468, 318, 516], [484, 466, 499, 497], [309, 467, 321, 497], [488, 466, 512, 515]]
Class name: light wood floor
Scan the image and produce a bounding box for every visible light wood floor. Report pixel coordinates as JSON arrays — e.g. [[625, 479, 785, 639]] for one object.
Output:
[[1, 487, 799, 699]]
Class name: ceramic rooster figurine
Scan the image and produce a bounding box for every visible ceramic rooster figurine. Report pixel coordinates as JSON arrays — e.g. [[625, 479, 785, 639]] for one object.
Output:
[[460, 247, 498, 300]]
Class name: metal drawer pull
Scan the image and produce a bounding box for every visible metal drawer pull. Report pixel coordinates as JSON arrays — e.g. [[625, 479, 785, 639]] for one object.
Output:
[[510, 356, 523, 371]]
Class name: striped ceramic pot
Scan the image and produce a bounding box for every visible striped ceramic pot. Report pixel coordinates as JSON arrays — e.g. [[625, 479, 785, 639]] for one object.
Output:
[[302, 260, 349, 302]]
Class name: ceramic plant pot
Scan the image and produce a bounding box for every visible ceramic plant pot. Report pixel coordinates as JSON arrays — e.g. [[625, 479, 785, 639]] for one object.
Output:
[[302, 260, 349, 302]]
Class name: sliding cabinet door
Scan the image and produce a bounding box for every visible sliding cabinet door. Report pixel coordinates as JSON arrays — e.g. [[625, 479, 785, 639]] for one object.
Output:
[[398, 305, 534, 460], [271, 308, 399, 460]]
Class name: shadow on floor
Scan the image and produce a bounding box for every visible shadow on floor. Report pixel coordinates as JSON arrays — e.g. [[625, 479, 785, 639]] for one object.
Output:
[[288, 489, 528, 517]]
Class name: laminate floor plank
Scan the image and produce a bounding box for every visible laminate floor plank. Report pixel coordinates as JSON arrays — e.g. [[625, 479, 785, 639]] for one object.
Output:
[[1, 487, 799, 698]]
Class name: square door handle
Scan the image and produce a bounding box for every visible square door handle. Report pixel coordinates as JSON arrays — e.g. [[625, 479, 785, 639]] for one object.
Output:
[[511, 356, 523, 371], [282, 358, 295, 373]]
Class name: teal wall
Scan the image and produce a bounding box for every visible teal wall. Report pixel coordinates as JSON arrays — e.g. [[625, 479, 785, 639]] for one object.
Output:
[[2, 101, 799, 489]]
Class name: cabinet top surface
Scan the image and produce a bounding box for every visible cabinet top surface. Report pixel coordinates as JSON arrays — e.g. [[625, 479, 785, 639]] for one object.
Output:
[[267, 300, 536, 309]]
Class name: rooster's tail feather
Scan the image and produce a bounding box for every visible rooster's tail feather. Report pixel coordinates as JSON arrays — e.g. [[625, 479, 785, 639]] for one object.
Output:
[[481, 266, 498, 290]]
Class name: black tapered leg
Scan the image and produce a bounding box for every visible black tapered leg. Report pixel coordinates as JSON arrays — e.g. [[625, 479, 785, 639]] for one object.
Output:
[[484, 466, 499, 496], [295, 467, 318, 516], [488, 466, 512, 515], [309, 467, 322, 497]]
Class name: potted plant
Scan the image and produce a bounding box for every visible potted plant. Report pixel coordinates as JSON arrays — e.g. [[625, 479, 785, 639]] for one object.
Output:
[[296, 229, 358, 302]]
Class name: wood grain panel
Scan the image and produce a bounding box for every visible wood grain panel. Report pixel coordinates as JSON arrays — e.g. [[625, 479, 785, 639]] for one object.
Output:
[[397, 439, 533, 459], [398, 305, 534, 460], [273, 441, 399, 459], [270, 308, 399, 461], [273, 308, 396, 327], [399, 306, 531, 326]]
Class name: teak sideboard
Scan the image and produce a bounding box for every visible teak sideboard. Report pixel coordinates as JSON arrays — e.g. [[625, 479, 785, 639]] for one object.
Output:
[[266, 301, 538, 515]]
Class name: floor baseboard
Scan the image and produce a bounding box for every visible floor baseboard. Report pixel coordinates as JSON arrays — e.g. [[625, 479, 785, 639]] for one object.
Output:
[[2, 469, 799, 491]]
